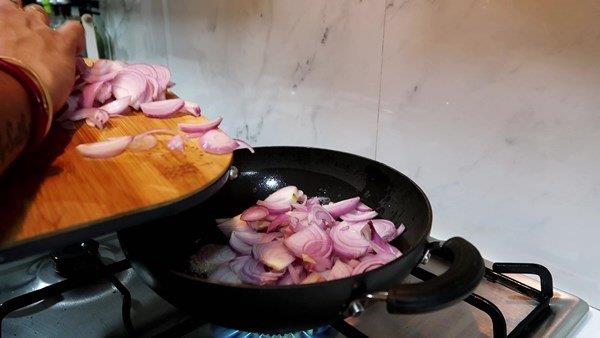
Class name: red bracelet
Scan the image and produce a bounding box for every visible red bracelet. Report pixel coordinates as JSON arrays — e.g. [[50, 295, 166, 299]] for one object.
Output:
[[0, 57, 52, 150]]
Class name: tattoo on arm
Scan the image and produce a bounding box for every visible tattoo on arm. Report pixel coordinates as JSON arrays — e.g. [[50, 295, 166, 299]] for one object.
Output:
[[0, 112, 30, 165]]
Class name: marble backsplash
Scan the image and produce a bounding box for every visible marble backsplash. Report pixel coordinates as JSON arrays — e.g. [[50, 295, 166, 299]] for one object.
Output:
[[100, 0, 600, 308]]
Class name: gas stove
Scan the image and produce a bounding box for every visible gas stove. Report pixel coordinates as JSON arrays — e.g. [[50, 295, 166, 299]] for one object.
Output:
[[0, 233, 588, 337]]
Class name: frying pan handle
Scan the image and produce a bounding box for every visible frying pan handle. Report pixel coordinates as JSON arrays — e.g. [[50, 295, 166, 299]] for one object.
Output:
[[386, 237, 484, 314]]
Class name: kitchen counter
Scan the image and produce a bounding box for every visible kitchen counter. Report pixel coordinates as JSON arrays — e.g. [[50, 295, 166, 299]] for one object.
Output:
[[571, 307, 600, 337]]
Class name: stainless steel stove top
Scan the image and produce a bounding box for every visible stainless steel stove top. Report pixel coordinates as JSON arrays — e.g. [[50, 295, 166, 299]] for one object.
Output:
[[0, 234, 589, 337], [342, 261, 588, 337]]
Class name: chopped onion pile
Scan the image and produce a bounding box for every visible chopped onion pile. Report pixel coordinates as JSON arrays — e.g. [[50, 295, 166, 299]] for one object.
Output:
[[189, 186, 405, 286], [63, 58, 252, 158]]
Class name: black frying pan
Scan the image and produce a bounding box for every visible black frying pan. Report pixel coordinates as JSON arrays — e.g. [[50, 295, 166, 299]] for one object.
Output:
[[118, 147, 484, 333]]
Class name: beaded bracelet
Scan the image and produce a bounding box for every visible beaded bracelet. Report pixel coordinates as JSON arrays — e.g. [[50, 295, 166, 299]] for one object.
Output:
[[0, 56, 53, 149]]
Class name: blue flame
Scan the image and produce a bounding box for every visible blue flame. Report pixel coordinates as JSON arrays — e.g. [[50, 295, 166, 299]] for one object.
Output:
[[211, 325, 333, 338]]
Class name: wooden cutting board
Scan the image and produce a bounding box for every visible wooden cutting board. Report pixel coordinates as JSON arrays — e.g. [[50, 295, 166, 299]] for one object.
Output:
[[0, 106, 232, 262]]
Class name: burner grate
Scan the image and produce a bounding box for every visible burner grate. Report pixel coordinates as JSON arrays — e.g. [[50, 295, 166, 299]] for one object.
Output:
[[412, 262, 554, 338], [0, 259, 134, 338], [0, 250, 554, 338]]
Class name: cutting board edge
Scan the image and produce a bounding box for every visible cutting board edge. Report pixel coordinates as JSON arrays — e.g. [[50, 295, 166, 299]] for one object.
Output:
[[0, 160, 231, 264]]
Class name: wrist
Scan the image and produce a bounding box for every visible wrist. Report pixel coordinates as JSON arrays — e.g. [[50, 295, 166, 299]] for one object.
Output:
[[0, 56, 53, 150], [0, 71, 31, 173]]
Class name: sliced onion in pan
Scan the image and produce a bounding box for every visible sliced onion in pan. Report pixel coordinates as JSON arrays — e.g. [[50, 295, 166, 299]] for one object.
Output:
[[241, 205, 269, 222], [229, 232, 253, 255], [356, 202, 373, 212], [345, 259, 360, 268], [217, 215, 249, 237], [284, 224, 332, 264], [266, 213, 290, 233], [306, 197, 321, 209], [308, 205, 335, 228], [325, 259, 353, 280], [290, 217, 310, 232], [235, 231, 281, 245], [190, 244, 236, 275], [289, 210, 308, 221], [297, 191, 307, 204], [351, 254, 395, 275], [230, 230, 281, 254], [396, 223, 406, 237], [278, 271, 294, 285], [252, 240, 295, 271], [301, 253, 333, 272], [370, 219, 399, 242], [266, 186, 299, 203], [323, 197, 360, 218], [291, 203, 307, 211], [367, 221, 402, 258], [247, 220, 270, 231], [257, 200, 292, 215], [288, 262, 306, 284], [340, 210, 378, 222], [229, 256, 251, 275], [208, 264, 241, 285], [239, 257, 284, 285], [256, 186, 299, 214], [301, 272, 325, 284], [329, 221, 371, 259]]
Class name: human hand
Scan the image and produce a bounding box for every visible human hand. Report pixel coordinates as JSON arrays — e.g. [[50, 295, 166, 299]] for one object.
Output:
[[0, 0, 85, 112]]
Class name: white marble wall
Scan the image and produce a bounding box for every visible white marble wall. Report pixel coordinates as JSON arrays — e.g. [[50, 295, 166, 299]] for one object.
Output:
[[103, 0, 600, 308], [377, 0, 600, 308], [100, 0, 168, 65], [162, 0, 383, 157]]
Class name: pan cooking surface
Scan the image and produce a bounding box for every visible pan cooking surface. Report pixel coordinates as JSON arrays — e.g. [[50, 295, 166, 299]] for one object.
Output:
[[241, 169, 360, 203], [165, 166, 413, 280]]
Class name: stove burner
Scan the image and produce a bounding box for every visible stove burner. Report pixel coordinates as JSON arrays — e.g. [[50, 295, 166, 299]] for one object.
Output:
[[51, 239, 101, 278], [211, 325, 335, 338], [0, 237, 133, 309]]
